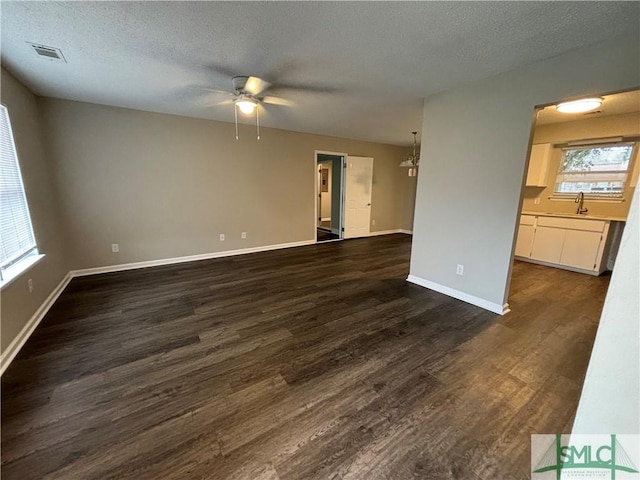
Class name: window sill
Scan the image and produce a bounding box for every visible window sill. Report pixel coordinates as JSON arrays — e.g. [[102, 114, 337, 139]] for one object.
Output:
[[0, 254, 46, 290], [548, 195, 625, 204]]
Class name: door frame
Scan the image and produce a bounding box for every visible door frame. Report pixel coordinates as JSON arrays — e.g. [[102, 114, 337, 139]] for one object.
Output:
[[314, 150, 347, 242]]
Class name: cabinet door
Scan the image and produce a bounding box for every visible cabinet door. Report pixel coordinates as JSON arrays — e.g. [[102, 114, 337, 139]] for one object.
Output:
[[560, 230, 603, 271], [514, 224, 535, 258], [530, 226, 565, 264], [526, 143, 552, 187]]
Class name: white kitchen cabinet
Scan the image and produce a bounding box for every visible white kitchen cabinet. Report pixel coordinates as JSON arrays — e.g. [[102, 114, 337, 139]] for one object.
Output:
[[560, 230, 603, 270], [514, 216, 535, 257], [514, 213, 614, 275], [525, 143, 552, 187], [530, 226, 565, 264], [515, 224, 535, 258]]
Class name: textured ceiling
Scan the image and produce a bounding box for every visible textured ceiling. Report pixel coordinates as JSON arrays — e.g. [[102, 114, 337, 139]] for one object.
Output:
[[2, 1, 639, 146], [537, 89, 640, 126]]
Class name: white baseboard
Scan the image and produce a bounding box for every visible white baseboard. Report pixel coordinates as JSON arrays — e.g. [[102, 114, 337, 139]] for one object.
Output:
[[2, 235, 418, 375], [0, 272, 72, 376], [369, 229, 413, 236], [406, 274, 510, 315], [1, 239, 316, 375], [70, 239, 317, 277]]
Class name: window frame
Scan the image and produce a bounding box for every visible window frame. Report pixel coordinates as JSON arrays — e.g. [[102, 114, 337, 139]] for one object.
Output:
[[0, 103, 42, 289], [552, 141, 637, 200]]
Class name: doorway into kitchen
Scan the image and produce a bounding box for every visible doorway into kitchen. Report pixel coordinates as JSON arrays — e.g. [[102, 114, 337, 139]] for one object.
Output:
[[315, 152, 345, 243], [512, 88, 638, 278], [509, 87, 639, 310], [506, 88, 639, 436]]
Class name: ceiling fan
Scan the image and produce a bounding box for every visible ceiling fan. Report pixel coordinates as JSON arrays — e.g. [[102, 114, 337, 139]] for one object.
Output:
[[226, 75, 292, 113], [189, 66, 340, 139], [202, 75, 294, 112], [200, 74, 293, 139]]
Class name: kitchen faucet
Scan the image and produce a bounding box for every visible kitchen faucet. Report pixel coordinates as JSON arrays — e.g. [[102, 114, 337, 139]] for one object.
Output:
[[575, 192, 588, 215]]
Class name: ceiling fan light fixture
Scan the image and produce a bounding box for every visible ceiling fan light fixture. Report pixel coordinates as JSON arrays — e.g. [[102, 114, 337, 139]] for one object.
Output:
[[556, 97, 602, 114], [236, 98, 257, 114]]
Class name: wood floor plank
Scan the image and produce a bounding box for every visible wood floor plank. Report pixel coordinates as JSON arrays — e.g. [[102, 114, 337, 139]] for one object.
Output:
[[1, 235, 610, 479]]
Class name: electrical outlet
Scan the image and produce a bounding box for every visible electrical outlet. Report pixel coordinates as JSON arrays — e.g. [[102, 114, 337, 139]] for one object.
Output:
[[28, 278, 33, 293], [534, 198, 541, 205], [371, 219, 376, 226], [241, 232, 247, 239], [456, 264, 464, 276], [219, 234, 225, 241], [111, 243, 119, 253]]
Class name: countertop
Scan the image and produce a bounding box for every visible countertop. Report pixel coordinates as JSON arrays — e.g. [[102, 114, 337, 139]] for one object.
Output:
[[521, 210, 627, 222]]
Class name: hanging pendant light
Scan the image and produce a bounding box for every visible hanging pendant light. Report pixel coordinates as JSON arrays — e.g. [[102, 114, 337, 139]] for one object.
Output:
[[400, 131, 420, 176]]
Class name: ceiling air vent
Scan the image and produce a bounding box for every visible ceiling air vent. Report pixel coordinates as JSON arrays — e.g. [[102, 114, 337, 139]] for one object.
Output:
[[28, 43, 66, 63]]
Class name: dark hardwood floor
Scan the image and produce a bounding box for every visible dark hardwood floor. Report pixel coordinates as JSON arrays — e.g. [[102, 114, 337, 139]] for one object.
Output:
[[1, 234, 610, 479], [316, 229, 340, 242]]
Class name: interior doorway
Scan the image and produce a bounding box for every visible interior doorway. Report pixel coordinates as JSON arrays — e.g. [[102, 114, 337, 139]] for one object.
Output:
[[315, 152, 345, 243], [508, 87, 639, 307]]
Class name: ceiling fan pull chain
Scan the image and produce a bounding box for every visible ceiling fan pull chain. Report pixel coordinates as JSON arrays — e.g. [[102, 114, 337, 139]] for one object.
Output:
[[256, 106, 260, 140], [234, 104, 239, 140]]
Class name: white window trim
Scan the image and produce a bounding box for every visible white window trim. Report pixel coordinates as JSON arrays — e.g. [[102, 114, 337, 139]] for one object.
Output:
[[0, 253, 45, 290], [1, 103, 41, 289], [553, 141, 636, 200]]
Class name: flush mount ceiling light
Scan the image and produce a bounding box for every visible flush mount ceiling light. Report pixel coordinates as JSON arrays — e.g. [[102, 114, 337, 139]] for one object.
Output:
[[556, 98, 603, 114]]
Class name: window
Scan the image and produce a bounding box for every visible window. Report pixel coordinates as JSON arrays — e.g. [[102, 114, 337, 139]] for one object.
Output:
[[554, 142, 636, 198], [0, 104, 39, 283]]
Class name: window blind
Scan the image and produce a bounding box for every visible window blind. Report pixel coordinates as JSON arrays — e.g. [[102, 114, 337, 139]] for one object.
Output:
[[554, 143, 635, 197], [0, 104, 37, 277]]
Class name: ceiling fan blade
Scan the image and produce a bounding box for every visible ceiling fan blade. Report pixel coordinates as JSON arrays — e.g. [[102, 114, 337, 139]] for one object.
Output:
[[244, 76, 271, 96], [260, 96, 293, 107], [197, 87, 235, 96], [209, 99, 235, 107], [268, 82, 342, 95]]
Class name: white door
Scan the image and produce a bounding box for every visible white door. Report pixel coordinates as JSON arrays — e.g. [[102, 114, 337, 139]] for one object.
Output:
[[344, 156, 373, 239]]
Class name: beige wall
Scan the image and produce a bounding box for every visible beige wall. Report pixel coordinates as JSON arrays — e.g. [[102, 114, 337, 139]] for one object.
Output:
[[522, 112, 640, 218], [38, 98, 416, 270], [0, 68, 70, 352], [410, 32, 640, 312]]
